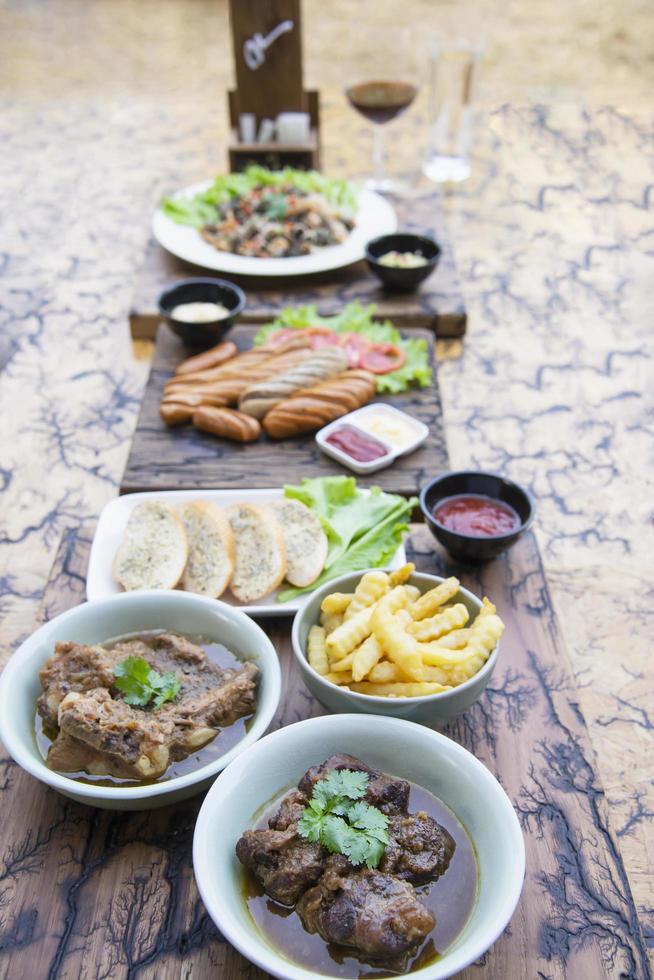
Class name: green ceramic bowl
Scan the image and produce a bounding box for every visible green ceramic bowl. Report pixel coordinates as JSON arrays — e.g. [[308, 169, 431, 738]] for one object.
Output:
[[291, 570, 500, 725]]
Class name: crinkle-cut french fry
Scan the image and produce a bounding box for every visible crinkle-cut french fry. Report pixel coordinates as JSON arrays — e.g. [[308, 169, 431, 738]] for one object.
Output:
[[324, 670, 353, 686], [410, 577, 460, 621], [402, 584, 421, 603], [320, 609, 343, 634], [436, 628, 471, 650], [350, 681, 452, 698], [370, 648, 450, 684], [370, 588, 424, 681], [344, 570, 389, 620], [478, 597, 497, 617], [446, 603, 505, 685], [408, 603, 469, 641], [331, 651, 355, 672], [389, 563, 415, 586], [307, 625, 329, 676], [368, 660, 400, 683], [320, 592, 354, 615], [424, 665, 454, 683], [418, 641, 480, 667], [352, 635, 382, 682], [326, 606, 374, 660]]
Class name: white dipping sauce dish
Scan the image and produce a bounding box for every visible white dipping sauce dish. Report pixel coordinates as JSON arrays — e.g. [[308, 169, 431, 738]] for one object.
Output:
[[316, 403, 429, 474]]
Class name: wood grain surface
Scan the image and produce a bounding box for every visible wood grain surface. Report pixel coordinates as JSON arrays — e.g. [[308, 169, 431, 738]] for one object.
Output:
[[120, 324, 447, 497], [0, 524, 648, 979], [129, 192, 466, 341], [229, 0, 305, 121]]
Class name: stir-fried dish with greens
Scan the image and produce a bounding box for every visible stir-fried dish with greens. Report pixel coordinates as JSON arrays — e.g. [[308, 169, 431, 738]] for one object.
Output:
[[162, 166, 357, 259]]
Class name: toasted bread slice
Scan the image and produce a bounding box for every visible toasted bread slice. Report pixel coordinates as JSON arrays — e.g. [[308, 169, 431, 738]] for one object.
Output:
[[178, 501, 235, 597], [268, 498, 328, 587], [113, 501, 188, 591], [225, 503, 287, 602]]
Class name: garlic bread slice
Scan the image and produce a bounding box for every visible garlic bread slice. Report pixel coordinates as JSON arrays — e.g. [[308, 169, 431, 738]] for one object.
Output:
[[178, 501, 235, 597], [268, 498, 328, 587], [226, 503, 287, 602], [113, 501, 188, 591]]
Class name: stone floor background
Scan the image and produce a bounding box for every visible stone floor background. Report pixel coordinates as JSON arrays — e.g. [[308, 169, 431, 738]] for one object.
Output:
[[1, 0, 653, 969]]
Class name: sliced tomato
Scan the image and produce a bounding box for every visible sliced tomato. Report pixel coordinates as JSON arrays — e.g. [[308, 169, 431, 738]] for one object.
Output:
[[360, 342, 406, 374], [335, 332, 371, 368], [263, 327, 298, 348], [305, 327, 339, 350]]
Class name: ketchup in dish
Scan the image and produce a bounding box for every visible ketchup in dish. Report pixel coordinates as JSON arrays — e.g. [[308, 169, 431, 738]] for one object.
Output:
[[433, 494, 521, 537], [326, 424, 389, 463]]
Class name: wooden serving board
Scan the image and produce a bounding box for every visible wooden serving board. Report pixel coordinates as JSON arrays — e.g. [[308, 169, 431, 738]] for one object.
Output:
[[120, 324, 448, 497], [129, 192, 467, 340], [0, 525, 648, 979]]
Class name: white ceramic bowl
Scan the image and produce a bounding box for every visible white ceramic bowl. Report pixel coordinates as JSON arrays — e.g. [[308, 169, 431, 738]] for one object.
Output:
[[0, 590, 282, 810], [193, 714, 525, 980], [292, 571, 500, 724]]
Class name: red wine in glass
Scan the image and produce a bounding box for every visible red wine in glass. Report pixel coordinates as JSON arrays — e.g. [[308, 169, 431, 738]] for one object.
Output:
[[346, 80, 418, 125]]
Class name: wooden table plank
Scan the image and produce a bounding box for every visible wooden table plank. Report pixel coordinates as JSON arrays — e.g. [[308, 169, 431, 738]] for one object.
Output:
[[0, 525, 648, 979], [129, 192, 467, 341], [120, 324, 448, 497]]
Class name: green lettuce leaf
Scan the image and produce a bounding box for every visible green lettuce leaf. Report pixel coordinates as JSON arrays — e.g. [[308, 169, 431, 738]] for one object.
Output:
[[162, 166, 356, 228], [278, 477, 416, 602], [252, 302, 432, 394], [284, 476, 410, 571]]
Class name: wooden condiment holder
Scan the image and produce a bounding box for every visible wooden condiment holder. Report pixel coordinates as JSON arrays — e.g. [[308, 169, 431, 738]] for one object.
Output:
[[227, 0, 321, 170]]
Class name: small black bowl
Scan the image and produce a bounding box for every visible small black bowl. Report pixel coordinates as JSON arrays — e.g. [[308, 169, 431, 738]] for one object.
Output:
[[158, 277, 246, 348], [365, 233, 441, 292], [420, 471, 535, 563]]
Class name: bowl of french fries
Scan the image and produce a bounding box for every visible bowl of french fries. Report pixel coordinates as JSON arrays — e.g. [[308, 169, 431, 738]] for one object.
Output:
[[291, 563, 505, 724]]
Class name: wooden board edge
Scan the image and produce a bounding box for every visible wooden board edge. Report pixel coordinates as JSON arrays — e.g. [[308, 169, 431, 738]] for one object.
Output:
[[129, 310, 468, 342]]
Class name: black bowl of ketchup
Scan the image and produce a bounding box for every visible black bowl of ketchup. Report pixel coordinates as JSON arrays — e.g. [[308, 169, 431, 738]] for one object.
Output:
[[420, 471, 535, 563]]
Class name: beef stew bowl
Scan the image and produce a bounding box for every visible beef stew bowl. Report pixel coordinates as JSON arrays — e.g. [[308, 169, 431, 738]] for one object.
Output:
[[291, 570, 502, 725], [0, 590, 281, 810], [193, 713, 525, 980]]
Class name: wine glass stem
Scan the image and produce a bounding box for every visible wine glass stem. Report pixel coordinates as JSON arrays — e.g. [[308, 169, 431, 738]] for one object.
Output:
[[372, 126, 386, 185]]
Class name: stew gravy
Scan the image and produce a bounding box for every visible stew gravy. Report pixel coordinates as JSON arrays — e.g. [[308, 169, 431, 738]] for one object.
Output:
[[243, 781, 478, 978], [35, 630, 253, 787]]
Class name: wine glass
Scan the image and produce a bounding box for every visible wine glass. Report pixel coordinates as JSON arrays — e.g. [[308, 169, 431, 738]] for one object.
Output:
[[345, 29, 419, 194]]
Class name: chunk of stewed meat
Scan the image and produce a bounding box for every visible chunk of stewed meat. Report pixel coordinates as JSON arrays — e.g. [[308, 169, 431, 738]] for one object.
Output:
[[235, 825, 325, 906], [296, 858, 434, 959], [39, 634, 258, 780], [53, 688, 174, 779], [37, 641, 123, 727], [381, 811, 456, 883], [298, 754, 409, 815], [268, 789, 309, 830]]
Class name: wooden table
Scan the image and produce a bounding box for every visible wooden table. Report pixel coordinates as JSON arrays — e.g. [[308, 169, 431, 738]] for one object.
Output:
[[121, 324, 448, 497], [0, 523, 648, 979]]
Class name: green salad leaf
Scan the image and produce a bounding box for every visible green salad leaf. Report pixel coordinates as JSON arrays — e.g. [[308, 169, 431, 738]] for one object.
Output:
[[297, 770, 389, 869], [253, 302, 432, 394], [162, 165, 356, 227], [113, 656, 181, 709], [278, 476, 416, 602]]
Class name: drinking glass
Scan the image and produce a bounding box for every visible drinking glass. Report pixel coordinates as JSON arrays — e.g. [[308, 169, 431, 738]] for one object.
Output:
[[422, 41, 482, 183], [345, 30, 419, 194]]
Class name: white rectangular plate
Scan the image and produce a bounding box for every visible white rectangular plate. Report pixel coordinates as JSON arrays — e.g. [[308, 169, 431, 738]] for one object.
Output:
[[87, 488, 407, 618]]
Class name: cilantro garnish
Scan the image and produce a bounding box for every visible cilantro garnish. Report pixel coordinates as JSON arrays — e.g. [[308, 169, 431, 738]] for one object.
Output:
[[113, 656, 181, 709], [297, 769, 389, 869], [262, 192, 288, 221]]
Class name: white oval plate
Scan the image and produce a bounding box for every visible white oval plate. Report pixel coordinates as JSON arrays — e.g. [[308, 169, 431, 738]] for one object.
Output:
[[152, 182, 397, 277], [87, 488, 407, 617]]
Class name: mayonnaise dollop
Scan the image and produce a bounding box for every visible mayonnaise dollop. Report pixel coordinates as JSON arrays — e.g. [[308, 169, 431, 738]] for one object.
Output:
[[354, 408, 421, 449], [171, 301, 229, 323]]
